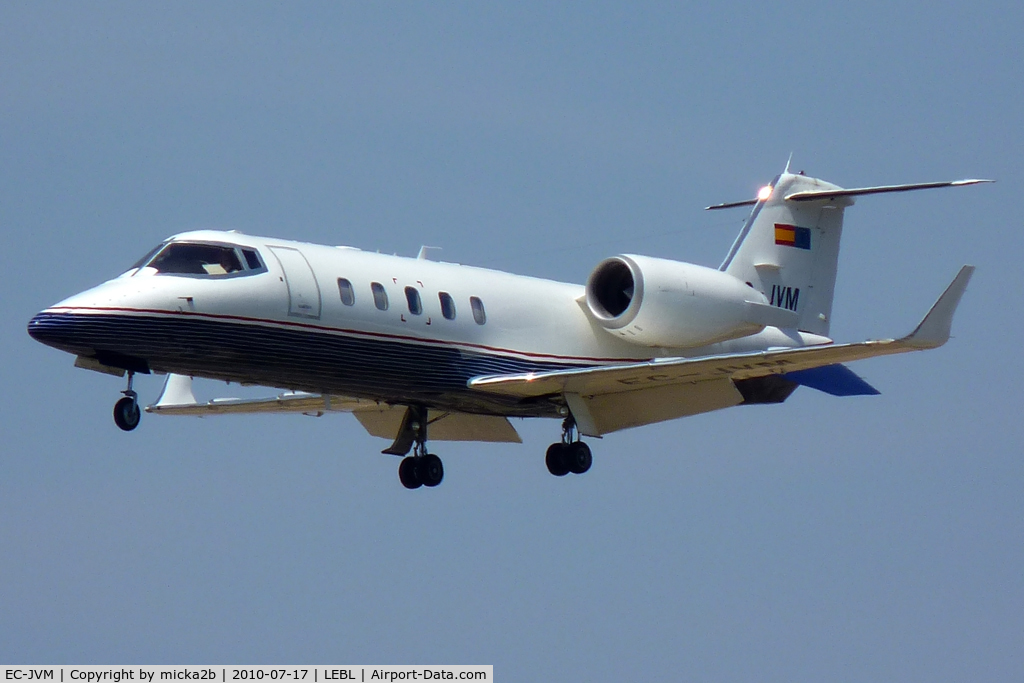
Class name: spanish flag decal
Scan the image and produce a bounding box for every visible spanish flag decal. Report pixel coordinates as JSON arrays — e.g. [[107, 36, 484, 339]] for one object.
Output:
[[775, 223, 811, 249]]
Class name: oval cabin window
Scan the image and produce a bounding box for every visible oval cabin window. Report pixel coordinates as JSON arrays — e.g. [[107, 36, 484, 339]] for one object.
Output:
[[371, 282, 389, 311], [470, 296, 486, 325], [439, 292, 456, 320], [405, 287, 422, 315], [337, 278, 355, 306]]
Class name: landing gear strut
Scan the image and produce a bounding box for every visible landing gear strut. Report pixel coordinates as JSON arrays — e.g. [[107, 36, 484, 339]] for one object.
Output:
[[546, 416, 592, 477], [388, 405, 444, 489], [113, 371, 141, 432]]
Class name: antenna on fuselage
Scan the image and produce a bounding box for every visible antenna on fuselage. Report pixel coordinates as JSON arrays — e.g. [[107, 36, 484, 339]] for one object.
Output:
[[417, 246, 442, 260]]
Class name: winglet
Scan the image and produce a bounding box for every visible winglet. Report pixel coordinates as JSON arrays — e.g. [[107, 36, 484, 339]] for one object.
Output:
[[903, 265, 975, 348], [151, 373, 197, 409]]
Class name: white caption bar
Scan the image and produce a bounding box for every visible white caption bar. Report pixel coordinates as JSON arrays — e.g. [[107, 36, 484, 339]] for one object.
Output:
[[1, 667, 492, 683]]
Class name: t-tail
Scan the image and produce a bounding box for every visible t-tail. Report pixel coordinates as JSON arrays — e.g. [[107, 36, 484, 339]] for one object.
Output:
[[711, 170, 993, 337]]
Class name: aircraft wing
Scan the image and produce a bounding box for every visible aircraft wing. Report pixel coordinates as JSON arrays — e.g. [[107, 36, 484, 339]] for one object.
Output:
[[146, 374, 377, 416], [146, 374, 522, 443], [469, 266, 974, 435]]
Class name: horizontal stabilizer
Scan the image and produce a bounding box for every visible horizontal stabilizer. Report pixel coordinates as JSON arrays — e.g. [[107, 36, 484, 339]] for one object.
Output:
[[783, 364, 880, 396], [705, 198, 758, 211], [785, 179, 994, 203], [707, 178, 993, 210]]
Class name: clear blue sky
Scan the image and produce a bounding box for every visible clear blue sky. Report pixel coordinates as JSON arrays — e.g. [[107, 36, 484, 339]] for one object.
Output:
[[2, 2, 1022, 680]]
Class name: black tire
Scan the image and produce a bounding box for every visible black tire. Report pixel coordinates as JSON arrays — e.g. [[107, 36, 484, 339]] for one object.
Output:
[[567, 442, 592, 474], [399, 456, 422, 489], [113, 397, 141, 432], [545, 443, 570, 476], [417, 453, 444, 487]]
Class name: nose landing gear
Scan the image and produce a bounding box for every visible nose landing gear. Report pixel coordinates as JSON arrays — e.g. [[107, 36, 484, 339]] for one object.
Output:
[[546, 417, 592, 477], [113, 372, 141, 432]]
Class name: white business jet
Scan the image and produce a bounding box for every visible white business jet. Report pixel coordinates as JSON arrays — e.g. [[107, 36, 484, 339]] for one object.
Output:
[[28, 168, 989, 489]]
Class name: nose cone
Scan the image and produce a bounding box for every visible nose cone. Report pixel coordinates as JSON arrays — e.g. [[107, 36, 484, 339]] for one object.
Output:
[[28, 310, 77, 351], [29, 276, 163, 374], [28, 277, 135, 352], [28, 310, 54, 341]]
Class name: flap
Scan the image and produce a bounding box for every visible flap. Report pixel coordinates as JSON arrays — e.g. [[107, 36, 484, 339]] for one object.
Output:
[[571, 378, 743, 435], [354, 407, 522, 443]]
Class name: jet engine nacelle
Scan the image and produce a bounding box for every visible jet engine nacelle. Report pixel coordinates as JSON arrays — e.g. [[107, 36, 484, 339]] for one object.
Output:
[[585, 254, 771, 348]]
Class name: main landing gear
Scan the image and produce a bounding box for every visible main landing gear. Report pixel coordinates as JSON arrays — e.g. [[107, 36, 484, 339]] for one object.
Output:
[[546, 417, 592, 477], [385, 405, 444, 490], [113, 371, 141, 432], [398, 446, 444, 490]]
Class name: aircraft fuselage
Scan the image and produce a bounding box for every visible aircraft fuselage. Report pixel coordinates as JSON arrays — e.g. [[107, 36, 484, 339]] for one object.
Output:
[[29, 230, 802, 418]]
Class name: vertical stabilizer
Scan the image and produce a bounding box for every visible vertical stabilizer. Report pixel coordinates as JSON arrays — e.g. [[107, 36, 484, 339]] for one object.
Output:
[[719, 172, 851, 336]]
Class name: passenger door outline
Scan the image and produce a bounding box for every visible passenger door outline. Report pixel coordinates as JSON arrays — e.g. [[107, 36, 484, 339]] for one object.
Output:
[[269, 246, 322, 319]]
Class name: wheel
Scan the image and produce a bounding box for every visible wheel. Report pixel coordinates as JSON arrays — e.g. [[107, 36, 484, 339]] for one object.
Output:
[[416, 453, 444, 487], [399, 456, 422, 489], [566, 441, 592, 474], [545, 443, 570, 476], [113, 397, 141, 432]]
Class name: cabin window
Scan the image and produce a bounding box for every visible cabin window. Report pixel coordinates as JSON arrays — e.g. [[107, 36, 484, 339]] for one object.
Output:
[[243, 249, 263, 270], [338, 278, 355, 306], [405, 287, 422, 315], [371, 282, 389, 310], [439, 292, 456, 320], [146, 243, 245, 276], [470, 296, 486, 325]]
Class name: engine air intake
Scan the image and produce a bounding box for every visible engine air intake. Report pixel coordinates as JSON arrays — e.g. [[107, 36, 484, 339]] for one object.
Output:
[[584, 254, 769, 348], [587, 257, 636, 319]]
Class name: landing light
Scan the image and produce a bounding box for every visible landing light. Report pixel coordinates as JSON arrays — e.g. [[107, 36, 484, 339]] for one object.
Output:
[[757, 185, 773, 201]]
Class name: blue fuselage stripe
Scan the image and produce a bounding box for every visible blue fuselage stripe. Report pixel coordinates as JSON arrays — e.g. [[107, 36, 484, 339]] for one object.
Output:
[[28, 311, 583, 416]]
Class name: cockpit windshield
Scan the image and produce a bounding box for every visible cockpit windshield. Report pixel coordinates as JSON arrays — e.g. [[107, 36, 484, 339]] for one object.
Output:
[[132, 242, 265, 277], [129, 243, 165, 271]]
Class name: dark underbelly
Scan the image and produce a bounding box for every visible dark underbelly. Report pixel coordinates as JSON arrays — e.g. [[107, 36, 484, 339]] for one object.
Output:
[[29, 311, 583, 417]]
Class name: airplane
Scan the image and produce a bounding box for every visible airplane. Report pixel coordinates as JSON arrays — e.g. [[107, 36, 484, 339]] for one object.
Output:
[[28, 167, 990, 489]]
